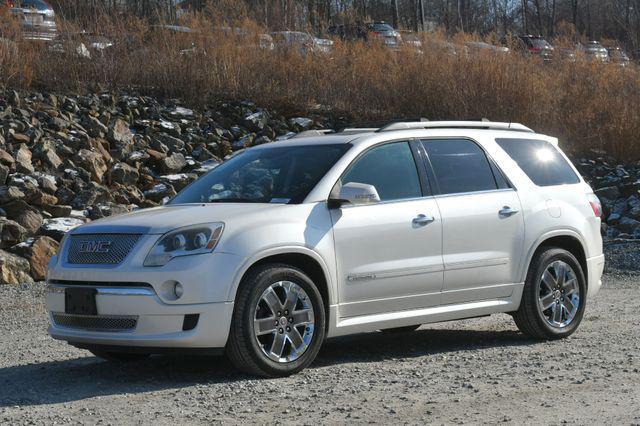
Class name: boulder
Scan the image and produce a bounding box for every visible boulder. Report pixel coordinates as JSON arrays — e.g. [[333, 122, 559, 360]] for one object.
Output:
[[14, 144, 34, 174], [0, 250, 33, 284], [14, 210, 44, 235], [154, 133, 185, 153], [143, 183, 176, 203], [41, 204, 73, 218], [594, 186, 621, 201], [86, 116, 108, 137], [110, 162, 139, 185], [161, 153, 186, 174], [28, 236, 59, 281], [0, 186, 25, 204], [0, 218, 28, 249], [39, 217, 85, 241], [617, 217, 640, 234], [75, 149, 108, 183], [0, 149, 15, 167], [107, 118, 133, 148]]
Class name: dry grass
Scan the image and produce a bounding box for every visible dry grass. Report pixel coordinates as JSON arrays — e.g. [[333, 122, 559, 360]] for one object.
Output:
[[1, 13, 639, 159]]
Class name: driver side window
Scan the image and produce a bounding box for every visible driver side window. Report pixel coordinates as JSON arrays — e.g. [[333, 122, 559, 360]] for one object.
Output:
[[341, 141, 422, 202]]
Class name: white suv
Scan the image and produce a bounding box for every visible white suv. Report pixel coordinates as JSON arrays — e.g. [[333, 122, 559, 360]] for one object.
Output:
[[45, 121, 605, 377]]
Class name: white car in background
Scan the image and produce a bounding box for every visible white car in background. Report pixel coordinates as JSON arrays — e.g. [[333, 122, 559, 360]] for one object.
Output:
[[6, 0, 57, 41], [46, 120, 604, 377], [271, 31, 332, 55]]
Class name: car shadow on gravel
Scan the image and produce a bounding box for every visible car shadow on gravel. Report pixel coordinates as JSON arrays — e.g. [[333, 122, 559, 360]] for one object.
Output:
[[317, 327, 530, 367], [0, 326, 532, 407]]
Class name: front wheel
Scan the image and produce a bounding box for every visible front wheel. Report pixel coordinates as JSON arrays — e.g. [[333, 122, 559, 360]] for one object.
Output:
[[513, 247, 587, 339], [226, 264, 326, 377]]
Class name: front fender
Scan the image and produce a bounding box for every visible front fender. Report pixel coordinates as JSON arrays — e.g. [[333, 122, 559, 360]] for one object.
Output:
[[226, 245, 337, 306]]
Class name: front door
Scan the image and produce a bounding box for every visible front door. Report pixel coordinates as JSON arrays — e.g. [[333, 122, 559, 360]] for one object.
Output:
[[330, 141, 444, 317]]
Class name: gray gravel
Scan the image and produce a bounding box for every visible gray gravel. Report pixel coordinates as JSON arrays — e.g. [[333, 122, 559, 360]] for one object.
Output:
[[1, 272, 639, 424]]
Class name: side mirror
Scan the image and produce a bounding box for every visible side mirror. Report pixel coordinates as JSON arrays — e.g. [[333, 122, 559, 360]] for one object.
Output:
[[328, 182, 380, 208]]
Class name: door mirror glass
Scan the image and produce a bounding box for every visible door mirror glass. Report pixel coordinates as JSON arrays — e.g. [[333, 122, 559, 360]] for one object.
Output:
[[334, 182, 380, 206]]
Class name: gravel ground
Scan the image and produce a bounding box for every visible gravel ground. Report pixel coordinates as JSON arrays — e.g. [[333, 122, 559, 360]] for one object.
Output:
[[1, 265, 639, 424]]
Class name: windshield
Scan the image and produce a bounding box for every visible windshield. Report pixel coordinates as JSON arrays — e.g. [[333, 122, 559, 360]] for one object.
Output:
[[530, 38, 551, 49], [370, 23, 394, 32], [170, 144, 350, 204]]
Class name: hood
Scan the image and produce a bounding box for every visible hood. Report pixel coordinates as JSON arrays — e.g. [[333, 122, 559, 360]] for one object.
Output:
[[70, 203, 286, 235]]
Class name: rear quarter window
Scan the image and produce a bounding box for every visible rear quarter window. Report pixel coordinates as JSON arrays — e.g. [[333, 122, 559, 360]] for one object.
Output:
[[496, 138, 580, 187]]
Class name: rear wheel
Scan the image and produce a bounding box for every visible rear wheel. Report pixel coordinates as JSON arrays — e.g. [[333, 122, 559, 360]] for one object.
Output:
[[226, 264, 326, 377], [89, 350, 150, 362], [513, 247, 586, 339]]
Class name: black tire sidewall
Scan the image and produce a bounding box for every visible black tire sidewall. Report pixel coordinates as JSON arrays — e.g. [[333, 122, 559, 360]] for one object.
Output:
[[240, 265, 326, 376], [527, 249, 587, 338]]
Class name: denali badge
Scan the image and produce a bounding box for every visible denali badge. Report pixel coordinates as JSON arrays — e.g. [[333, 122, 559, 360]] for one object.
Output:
[[79, 240, 112, 254]]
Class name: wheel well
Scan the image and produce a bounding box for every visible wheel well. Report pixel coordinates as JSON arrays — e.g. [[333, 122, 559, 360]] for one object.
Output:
[[244, 253, 331, 328], [535, 236, 588, 286]]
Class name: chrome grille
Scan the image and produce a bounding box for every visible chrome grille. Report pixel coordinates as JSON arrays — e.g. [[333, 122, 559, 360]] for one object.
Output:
[[52, 313, 138, 331], [67, 234, 141, 265]]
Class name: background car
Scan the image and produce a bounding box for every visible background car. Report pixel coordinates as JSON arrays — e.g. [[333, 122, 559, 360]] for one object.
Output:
[[583, 41, 609, 62], [465, 41, 510, 55], [6, 0, 56, 41], [606, 46, 630, 67], [517, 35, 554, 61], [271, 31, 331, 55], [366, 21, 402, 48]]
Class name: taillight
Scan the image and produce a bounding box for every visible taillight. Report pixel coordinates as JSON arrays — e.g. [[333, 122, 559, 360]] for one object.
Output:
[[587, 193, 602, 218], [6, 0, 14, 7]]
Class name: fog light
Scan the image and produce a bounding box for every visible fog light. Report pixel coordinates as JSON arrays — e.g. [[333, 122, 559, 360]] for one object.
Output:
[[174, 282, 184, 299]]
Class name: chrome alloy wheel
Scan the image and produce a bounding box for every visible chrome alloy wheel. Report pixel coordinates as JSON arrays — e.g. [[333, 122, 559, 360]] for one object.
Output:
[[253, 281, 315, 363], [538, 260, 580, 328]]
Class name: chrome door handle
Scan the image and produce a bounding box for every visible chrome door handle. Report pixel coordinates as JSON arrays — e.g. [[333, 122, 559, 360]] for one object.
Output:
[[499, 206, 519, 217], [413, 214, 435, 226]]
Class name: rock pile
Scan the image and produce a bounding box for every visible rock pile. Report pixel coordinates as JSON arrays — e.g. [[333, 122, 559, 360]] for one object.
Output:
[[0, 89, 331, 283], [575, 156, 640, 240]]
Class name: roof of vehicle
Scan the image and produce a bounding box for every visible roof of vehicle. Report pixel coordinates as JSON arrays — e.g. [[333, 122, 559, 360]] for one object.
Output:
[[254, 120, 549, 150]]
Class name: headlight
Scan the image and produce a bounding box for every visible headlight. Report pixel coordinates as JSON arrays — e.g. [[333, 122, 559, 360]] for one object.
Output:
[[144, 223, 224, 267]]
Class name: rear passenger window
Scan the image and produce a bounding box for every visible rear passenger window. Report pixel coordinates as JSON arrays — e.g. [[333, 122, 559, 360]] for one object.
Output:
[[341, 141, 422, 201], [496, 138, 580, 186], [422, 139, 500, 195]]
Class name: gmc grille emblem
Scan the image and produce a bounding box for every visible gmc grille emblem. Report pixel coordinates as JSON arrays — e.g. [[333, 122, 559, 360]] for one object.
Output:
[[79, 241, 112, 254]]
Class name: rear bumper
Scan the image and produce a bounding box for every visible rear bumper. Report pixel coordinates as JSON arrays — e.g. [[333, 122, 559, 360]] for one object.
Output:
[[586, 254, 605, 299]]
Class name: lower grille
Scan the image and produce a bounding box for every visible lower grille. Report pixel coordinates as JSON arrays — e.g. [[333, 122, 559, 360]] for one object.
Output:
[[52, 313, 138, 332]]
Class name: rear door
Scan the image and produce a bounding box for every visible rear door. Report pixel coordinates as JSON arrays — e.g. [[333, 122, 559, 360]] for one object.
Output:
[[420, 139, 525, 305]]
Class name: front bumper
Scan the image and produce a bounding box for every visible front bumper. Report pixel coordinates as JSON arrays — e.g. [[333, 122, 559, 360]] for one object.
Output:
[[46, 242, 245, 349], [47, 284, 233, 348]]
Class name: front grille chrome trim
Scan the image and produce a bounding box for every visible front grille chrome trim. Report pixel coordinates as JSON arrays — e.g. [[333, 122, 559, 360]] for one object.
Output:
[[66, 234, 141, 265], [52, 313, 138, 332]]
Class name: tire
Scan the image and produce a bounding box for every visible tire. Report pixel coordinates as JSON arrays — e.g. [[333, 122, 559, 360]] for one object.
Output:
[[89, 350, 150, 362], [513, 247, 587, 340], [226, 263, 326, 377], [380, 325, 421, 333]]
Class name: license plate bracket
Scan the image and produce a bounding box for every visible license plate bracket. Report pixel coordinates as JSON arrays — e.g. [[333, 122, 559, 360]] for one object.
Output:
[[65, 288, 97, 315]]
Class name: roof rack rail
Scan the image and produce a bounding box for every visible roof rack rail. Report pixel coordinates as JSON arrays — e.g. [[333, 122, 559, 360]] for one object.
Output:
[[335, 117, 428, 133], [375, 120, 534, 133], [290, 129, 334, 139]]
